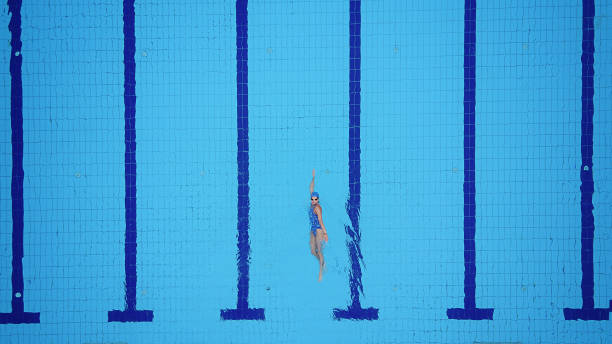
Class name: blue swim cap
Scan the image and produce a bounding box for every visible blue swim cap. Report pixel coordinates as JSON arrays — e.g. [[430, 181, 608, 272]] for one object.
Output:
[[311, 192, 319, 199]]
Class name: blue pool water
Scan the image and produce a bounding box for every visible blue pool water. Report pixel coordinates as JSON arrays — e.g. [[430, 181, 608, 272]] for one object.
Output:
[[1, 0, 612, 343]]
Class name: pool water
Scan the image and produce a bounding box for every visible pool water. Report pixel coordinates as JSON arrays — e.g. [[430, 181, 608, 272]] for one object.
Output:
[[1, 0, 611, 343]]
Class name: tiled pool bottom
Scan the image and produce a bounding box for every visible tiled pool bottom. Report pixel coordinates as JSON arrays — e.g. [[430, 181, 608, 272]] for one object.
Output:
[[1, 0, 612, 343]]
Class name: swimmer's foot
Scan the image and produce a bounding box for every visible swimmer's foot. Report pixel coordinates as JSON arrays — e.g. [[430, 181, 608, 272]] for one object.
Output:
[[318, 262, 327, 282]]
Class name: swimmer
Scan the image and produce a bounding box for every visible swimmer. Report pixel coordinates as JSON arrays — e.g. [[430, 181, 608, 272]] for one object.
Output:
[[309, 169, 328, 282]]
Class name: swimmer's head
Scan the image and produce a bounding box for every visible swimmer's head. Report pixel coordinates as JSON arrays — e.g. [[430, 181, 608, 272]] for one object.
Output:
[[310, 192, 319, 205]]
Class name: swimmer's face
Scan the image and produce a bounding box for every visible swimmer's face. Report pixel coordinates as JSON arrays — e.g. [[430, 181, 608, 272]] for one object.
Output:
[[310, 197, 319, 205]]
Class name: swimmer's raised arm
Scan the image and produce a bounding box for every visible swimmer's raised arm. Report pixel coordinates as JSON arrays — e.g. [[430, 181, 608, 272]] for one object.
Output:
[[310, 169, 315, 195]]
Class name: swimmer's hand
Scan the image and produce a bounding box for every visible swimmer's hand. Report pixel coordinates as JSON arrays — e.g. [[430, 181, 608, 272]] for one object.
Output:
[[323, 232, 328, 242]]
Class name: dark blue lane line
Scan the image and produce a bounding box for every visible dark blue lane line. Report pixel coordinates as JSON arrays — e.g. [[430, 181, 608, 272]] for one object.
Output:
[[221, 0, 264, 321], [333, 0, 378, 321], [564, 0, 609, 321], [0, 0, 39, 325], [447, 0, 493, 321], [108, 0, 153, 322]]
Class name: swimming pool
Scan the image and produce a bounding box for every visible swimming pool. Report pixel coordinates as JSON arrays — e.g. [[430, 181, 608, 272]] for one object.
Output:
[[1, 0, 611, 343]]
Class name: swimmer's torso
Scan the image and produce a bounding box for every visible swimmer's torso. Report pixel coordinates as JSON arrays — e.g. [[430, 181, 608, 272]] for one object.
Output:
[[309, 206, 321, 232]]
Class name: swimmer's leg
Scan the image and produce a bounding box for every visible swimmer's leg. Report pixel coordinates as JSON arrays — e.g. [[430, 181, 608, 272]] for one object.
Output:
[[315, 229, 325, 281], [309, 232, 317, 259]]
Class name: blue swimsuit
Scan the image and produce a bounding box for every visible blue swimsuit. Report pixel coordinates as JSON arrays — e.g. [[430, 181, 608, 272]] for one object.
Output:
[[309, 206, 321, 236]]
